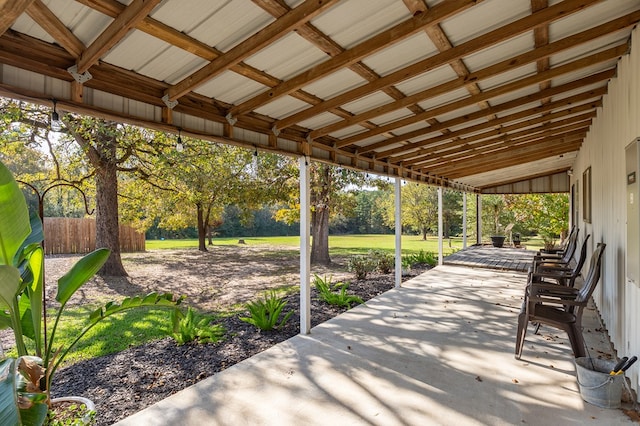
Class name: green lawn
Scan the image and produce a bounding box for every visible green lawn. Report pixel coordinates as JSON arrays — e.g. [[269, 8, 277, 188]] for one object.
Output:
[[146, 234, 465, 255], [34, 233, 542, 366]]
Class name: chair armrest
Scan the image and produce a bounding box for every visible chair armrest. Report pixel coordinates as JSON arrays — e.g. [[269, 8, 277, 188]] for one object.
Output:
[[529, 282, 579, 295], [531, 271, 573, 281], [528, 296, 584, 306]]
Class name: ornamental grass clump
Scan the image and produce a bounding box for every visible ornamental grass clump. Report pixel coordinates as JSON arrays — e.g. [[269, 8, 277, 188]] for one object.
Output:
[[313, 275, 364, 309], [404, 250, 437, 267], [240, 290, 293, 331], [170, 307, 226, 345]]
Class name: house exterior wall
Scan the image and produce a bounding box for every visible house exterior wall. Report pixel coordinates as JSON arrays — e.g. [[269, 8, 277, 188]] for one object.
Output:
[[572, 25, 640, 398]]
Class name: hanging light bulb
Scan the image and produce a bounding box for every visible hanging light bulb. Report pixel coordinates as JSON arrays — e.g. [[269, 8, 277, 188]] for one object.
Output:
[[176, 129, 184, 152], [51, 99, 62, 132]]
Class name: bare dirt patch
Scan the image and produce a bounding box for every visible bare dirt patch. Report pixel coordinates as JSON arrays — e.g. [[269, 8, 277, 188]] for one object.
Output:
[[8, 245, 428, 426]]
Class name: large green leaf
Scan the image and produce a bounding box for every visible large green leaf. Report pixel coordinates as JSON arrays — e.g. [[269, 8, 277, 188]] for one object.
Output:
[[0, 161, 30, 266], [25, 246, 43, 355], [56, 248, 110, 306], [0, 265, 21, 310], [0, 358, 20, 426]]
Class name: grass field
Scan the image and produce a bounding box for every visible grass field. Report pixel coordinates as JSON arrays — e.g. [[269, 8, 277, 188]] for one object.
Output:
[[22, 233, 544, 366], [146, 234, 466, 255]]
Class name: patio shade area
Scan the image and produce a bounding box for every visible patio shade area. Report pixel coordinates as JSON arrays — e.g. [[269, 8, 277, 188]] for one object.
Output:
[[114, 265, 632, 426], [2, 1, 640, 192]]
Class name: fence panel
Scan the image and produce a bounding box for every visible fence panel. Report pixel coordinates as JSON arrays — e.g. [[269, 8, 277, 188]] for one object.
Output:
[[43, 218, 145, 255]]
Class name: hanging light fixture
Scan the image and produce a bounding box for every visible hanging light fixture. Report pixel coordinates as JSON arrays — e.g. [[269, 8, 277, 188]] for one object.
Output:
[[51, 99, 62, 132], [176, 128, 184, 152]]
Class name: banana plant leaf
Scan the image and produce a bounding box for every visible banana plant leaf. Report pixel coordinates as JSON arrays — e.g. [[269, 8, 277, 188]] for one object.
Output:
[[56, 248, 110, 307], [0, 161, 31, 267], [0, 358, 19, 426]]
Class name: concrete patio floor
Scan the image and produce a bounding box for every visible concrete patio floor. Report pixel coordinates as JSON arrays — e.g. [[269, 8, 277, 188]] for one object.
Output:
[[115, 265, 634, 425]]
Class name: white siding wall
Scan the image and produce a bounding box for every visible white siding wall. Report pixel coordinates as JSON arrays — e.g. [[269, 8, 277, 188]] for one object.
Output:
[[573, 26, 640, 398]]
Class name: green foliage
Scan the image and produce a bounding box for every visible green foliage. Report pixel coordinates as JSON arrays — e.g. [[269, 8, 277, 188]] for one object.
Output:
[[313, 275, 364, 308], [170, 307, 225, 345], [240, 291, 293, 331], [347, 255, 376, 279], [503, 193, 569, 241], [45, 401, 96, 426], [381, 185, 463, 239], [0, 159, 184, 423], [368, 249, 393, 274], [403, 250, 437, 267]]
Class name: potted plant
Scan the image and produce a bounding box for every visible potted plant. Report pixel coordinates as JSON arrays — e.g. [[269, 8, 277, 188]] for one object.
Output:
[[490, 224, 506, 247], [490, 234, 506, 247], [0, 160, 183, 425], [401, 256, 412, 276]]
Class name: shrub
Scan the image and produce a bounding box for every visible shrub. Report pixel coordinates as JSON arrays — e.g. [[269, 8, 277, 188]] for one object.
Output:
[[369, 249, 394, 274], [404, 250, 437, 267], [313, 275, 364, 308], [347, 255, 376, 279], [171, 307, 226, 345], [240, 290, 294, 331]]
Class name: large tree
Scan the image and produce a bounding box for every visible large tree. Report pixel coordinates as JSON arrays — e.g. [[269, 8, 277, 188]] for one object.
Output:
[[129, 134, 297, 251], [382, 184, 462, 240], [0, 98, 162, 276], [275, 163, 372, 265], [504, 193, 569, 244], [64, 118, 139, 276]]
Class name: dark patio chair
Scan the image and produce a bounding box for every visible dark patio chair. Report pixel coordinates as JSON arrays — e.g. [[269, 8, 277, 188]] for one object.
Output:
[[532, 234, 591, 287], [515, 242, 606, 360], [532, 227, 579, 266], [537, 226, 576, 255]]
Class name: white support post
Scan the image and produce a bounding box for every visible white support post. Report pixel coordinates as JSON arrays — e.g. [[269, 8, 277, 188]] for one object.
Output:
[[299, 156, 311, 334], [394, 178, 402, 288], [462, 192, 468, 249], [438, 186, 443, 266], [476, 194, 483, 245]]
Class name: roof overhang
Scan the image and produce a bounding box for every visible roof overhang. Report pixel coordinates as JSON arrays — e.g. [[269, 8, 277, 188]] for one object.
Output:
[[1, 0, 638, 193]]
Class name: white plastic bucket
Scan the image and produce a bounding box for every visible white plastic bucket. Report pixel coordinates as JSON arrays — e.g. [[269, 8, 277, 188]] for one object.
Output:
[[575, 357, 624, 408]]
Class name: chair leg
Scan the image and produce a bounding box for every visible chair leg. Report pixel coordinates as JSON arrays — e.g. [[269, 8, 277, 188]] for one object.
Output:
[[515, 309, 528, 359], [566, 324, 586, 358]]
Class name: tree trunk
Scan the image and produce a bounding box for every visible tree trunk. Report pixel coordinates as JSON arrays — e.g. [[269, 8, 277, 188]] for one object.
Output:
[[196, 203, 208, 252], [310, 165, 331, 265], [311, 205, 330, 265], [421, 228, 427, 240], [94, 131, 127, 276]]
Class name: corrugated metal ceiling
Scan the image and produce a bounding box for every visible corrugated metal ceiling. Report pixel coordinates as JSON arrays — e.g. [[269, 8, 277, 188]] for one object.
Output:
[[1, 0, 639, 192]]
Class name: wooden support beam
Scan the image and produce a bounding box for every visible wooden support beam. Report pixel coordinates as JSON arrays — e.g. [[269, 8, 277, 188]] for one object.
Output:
[[332, 45, 623, 149], [362, 87, 605, 156], [165, 0, 340, 102], [230, 0, 479, 118], [274, 0, 602, 131], [393, 104, 598, 164], [0, 0, 35, 36], [322, 11, 638, 143], [26, 0, 85, 57], [76, 0, 161, 74]]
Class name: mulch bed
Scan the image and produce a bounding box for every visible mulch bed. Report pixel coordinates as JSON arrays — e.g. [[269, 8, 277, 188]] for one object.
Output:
[[52, 267, 428, 426]]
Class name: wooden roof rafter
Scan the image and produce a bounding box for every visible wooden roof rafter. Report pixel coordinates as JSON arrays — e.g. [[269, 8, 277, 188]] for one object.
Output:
[[1, 0, 638, 192]]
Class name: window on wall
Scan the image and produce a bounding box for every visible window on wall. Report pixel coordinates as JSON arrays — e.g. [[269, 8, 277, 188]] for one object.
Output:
[[583, 167, 591, 223]]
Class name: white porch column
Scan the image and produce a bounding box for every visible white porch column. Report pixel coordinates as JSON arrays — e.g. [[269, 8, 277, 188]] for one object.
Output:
[[462, 192, 468, 249], [438, 186, 443, 265], [394, 177, 402, 288], [476, 194, 482, 245], [299, 156, 311, 334]]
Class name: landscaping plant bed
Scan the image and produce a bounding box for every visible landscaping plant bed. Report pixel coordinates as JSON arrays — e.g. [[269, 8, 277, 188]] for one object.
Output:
[[35, 246, 429, 426]]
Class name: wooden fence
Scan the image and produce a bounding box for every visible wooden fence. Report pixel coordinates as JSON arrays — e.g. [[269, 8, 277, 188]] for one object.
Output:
[[43, 218, 145, 255]]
